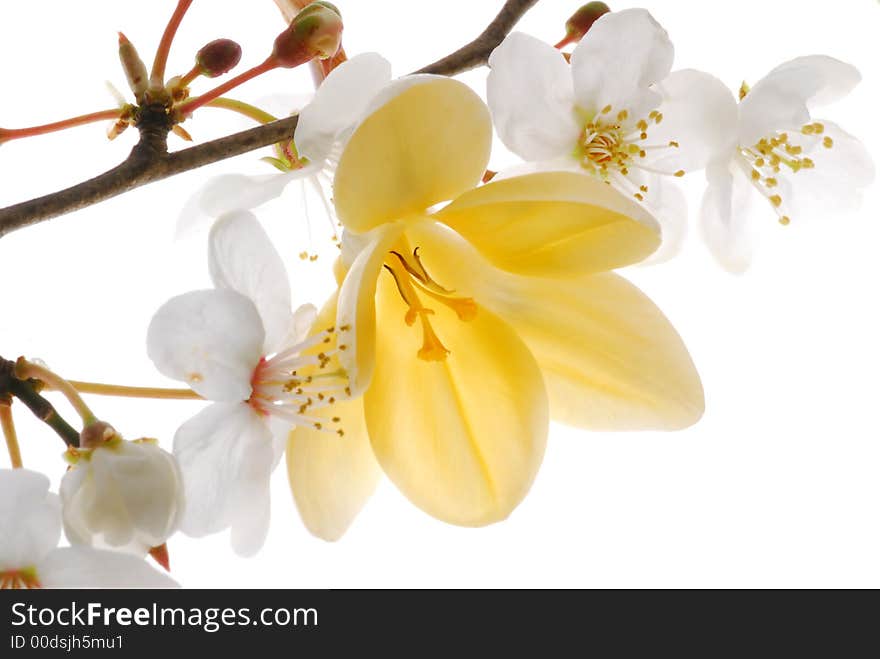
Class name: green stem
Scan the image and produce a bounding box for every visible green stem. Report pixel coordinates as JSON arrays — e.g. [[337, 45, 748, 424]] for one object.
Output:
[[15, 359, 97, 425], [0, 367, 80, 448], [206, 98, 278, 124]]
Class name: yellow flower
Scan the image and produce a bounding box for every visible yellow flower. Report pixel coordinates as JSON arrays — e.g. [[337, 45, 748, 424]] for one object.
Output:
[[286, 77, 704, 540]]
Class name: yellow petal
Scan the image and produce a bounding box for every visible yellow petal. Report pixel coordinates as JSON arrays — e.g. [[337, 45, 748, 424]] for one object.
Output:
[[434, 172, 660, 277], [400, 222, 703, 430], [287, 294, 381, 541], [334, 78, 492, 234], [363, 269, 548, 526], [287, 396, 379, 542], [492, 272, 705, 431], [336, 222, 405, 396]]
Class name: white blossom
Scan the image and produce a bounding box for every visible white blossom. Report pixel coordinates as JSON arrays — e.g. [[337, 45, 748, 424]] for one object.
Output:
[[487, 9, 734, 260], [60, 434, 183, 557], [148, 211, 347, 556], [0, 469, 176, 588], [700, 56, 875, 272]]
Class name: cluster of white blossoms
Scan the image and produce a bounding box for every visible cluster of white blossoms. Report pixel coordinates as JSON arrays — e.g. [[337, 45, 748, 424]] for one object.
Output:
[[4, 4, 873, 588], [486, 8, 873, 270], [2, 460, 179, 588]]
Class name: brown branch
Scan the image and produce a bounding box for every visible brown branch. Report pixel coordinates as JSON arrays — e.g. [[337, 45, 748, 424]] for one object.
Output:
[[0, 357, 80, 447], [414, 0, 540, 75], [0, 114, 300, 239], [0, 0, 540, 239]]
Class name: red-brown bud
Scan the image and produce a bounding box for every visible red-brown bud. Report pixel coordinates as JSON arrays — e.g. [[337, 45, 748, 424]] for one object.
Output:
[[196, 38, 243, 78], [272, 1, 343, 68], [560, 2, 611, 47]]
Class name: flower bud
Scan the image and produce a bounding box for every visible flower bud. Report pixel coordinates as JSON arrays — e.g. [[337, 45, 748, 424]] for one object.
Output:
[[560, 2, 611, 47], [272, 1, 343, 68], [196, 38, 243, 78], [118, 32, 149, 99], [60, 436, 184, 557]]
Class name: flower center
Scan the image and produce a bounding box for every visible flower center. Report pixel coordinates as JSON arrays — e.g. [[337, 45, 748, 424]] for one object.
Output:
[[383, 247, 477, 363], [575, 105, 684, 201], [0, 567, 41, 589], [738, 123, 832, 226], [247, 329, 350, 436]]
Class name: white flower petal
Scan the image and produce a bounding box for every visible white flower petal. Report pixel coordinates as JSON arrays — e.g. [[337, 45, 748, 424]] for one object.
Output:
[[173, 402, 275, 556], [295, 53, 392, 162], [647, 69, 739, 172], [287, 303, 318, 346], [336, 222, 406, 397], [199, 173, 299, 217], [491, 157, 580, 181], [209, 212, 293, 354], [229, 480, 271, 558], [61, 441, 183, 556], [700, 162, 757, 273], [0, 469, 60, 570], [773, 120, 875, 224], [147, 289, 264, 401], [176, 168, 317, 240], [633, 173, 689, 264], [487, 32, 580, 161], [739, 55, 861, 145], [338, 229, 373, 271], [37, 547, 178, 588], [570, 9, 673, 118]]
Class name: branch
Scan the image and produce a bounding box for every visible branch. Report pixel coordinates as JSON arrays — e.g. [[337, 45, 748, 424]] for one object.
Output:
[[0, 115, 300, 239], [0, 357, 80, 447], [414, 0, 540, 75], [0, 0, 540, 239]]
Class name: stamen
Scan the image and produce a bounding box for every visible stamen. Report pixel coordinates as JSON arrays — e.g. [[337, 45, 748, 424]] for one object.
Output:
[[383, 246, 478, 362], [739, 121, 835, 226], [575, 108, 685, 186]]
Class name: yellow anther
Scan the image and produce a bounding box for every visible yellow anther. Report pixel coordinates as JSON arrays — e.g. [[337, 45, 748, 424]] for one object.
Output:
[[674, 170, 685, 178], [769, 195, 782, 208], [617, 110, 628, 121], [417, 316, 450, 362], [765, 177, 778, 187], [823, 136, 834, 149], [601, 104, 612, 114], [779, 216, 791, 226]]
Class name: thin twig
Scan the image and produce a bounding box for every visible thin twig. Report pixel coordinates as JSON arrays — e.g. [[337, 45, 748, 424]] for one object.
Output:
[[0, 404, 23, 468], [0, 115, 299, 238], [414, 0, 539, 74], [0, 0, 539, 239], [0, 357, 80, 447]]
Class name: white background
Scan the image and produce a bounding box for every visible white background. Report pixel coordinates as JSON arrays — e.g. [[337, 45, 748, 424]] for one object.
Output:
[[1, 0, 877, 588]]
